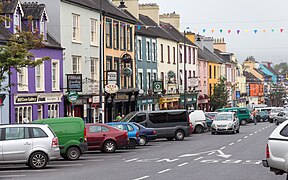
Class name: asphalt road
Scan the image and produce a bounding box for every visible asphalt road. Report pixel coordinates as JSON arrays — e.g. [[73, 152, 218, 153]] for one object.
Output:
[[0, 122, 286, 180]]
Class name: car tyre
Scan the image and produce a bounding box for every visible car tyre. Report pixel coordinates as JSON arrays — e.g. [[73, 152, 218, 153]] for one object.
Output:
[[67, 147, 81, 160], [29, 152, 48, 169], [275, 120, 279, 125], [211, 131, 215, 135], [175, 130, 185, 141], [194, 125, 203, 134], [240, 119, 247, 126], [103, 140, 116, 153], [236, 128, 240, 133], [127, 139, 137, 149], [139, 136, 147, 146], [166, 137, 174, 141]]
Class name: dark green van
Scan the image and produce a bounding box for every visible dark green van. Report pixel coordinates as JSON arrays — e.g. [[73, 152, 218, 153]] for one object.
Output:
[[216, 107, 252, 125], [33, 117, 87, 160]]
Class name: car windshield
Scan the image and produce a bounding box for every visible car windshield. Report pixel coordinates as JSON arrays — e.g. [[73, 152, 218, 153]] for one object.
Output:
[[206, 113, 217, 117], [215, 114, 233, 121], [121, 112, 137, 122]]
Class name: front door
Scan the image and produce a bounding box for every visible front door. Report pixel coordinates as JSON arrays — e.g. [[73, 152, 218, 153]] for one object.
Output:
[[2, 127, 32, 162]]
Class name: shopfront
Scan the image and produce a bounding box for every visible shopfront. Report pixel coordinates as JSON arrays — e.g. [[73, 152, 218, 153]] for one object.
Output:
[[159, 95, 180, 110], [179, 93, 198, 110], [137, 96, 159, 111]]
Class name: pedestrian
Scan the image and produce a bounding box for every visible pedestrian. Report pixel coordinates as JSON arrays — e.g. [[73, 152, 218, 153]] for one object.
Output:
[[115, 113, 122, 122], [252, 108, 258, 125]]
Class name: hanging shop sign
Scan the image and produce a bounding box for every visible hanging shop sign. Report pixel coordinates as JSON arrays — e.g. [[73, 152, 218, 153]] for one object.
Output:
[[153, 81, 163, 93], [122, 67, 132, 77], [167, 71, 176, 79], [107, 71, 117, 85], [121, 53, 132, 63], [67, 91, 79, 103], [67, 74, 82, 92], [105, 84, 119, 94]]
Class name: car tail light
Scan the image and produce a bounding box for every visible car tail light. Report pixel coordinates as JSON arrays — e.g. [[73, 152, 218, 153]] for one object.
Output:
[[266, 144, 270, 158], [136, 131, 139, 138], [52, 137, 59, 147], [153, 130, 156, 135], [84, 127, 87, 143]]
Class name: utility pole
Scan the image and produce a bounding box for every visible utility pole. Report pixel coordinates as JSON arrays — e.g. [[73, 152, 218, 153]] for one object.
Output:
[[99, 0, 104, 123], [183, 30, 187, 109]]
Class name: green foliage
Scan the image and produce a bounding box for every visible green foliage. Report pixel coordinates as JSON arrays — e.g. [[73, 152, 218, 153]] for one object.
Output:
[[274, 62, 288, 74], [210, 77, 229, 111], [269, 83, 287, 107]]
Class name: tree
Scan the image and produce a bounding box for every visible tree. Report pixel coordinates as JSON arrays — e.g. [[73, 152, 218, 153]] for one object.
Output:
[[269, 83, 287, 107], [210, 77, 229, 111], [274, 62, 288, 74], [0, 3, 50, 91]]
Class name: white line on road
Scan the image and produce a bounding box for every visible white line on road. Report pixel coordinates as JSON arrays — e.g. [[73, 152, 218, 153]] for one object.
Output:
[[125, 158, 139, 162], [158, 169, 171, 174], [250, 133, 253, 136], [194, 157, 203, 161], [137, 149, 150, 151], [262, 128, 265, 130], [254, 131, 258, 134], [258, 129, 261, 132], [229, 142, 234, 146], [48, 164, 83, 167], [86, 159, 105, 162], [208, 152, 215, 155], [0, 175, 26, 178], [244, 136, 248, 139], [237, 139, 242, 142], [0, 169, 57, 173], [220, 147, 226, 150], [178, 162, 188, 167], [133, 176, 150, 180]]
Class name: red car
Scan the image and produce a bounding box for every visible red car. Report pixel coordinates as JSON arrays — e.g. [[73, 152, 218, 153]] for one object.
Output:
[[85, 123, 129, 153]]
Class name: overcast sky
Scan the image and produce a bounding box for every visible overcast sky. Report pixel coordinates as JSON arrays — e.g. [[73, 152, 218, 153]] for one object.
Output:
[[138, 0, 288, 64]]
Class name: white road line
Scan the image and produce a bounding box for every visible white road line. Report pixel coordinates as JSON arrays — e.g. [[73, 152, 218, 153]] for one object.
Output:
[[158, 169, 171, 174], [178, 162, 188, 167], [137, 149, 150, 151], [0, 175, 26, 178], [237, 139, 242, 142], [125, 158, 139, 162], [229, 142, 234, 146], [83, 155, 121, 158], [133, 176, 150, 180], [150, 146, 162, 148], [86, 159, 105, 162], [0, 169, 57, 173], [194, 157, 203, 161], [250, 133, 253, 136], [208, 152, 215, 155], [220, 147, 226, 150], [262, 128, 265, 130], [49, 164, 83, 167], [244, 136, 248, 139], [254, 131, 258, 134], [258, 129, 261, 132]]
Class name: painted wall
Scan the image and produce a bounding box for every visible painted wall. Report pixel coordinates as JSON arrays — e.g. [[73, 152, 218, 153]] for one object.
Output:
[[259, 64, 277, 83], [198, 59, 208, 95], [207, 62, 221, 96]]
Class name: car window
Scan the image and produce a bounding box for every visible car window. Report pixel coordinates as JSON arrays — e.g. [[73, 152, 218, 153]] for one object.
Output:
[[112, 124, 125, 131], [126, 124, 134, 132], [280, 125, 288, 137], [102, 127, 109, 132], [89, 126, 102, 133], [168, 111, 187, 123], [4, 127, 26, 140], [134, 113, 146, 123], [0, 128, 2, 140], [149, 113, 167, 124], [215, 114, 233, 121], [31, 127, 48, 138], [238, 109, 247, 114]]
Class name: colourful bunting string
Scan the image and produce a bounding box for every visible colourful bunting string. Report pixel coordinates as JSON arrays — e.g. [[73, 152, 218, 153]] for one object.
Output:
[[237, 30, 240, 34], [254, 29, 258, 34], [228, 30, 231, 34]]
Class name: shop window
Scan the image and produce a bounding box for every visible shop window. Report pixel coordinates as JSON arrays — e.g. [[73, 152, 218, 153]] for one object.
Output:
[[15, 106, 32, 124], [48, 104, 59, 118], [113, 21, 119, 49]]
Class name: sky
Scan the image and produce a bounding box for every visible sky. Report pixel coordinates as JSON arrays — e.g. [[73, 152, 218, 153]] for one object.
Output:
[[138, 0, 288, 64]]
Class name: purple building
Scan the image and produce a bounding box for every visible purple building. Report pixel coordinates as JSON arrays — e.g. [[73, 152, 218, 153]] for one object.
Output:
[[1, 0, 64, 123]]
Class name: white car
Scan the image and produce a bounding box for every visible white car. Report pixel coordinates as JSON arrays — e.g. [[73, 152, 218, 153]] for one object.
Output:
[[211, 112, 240, 134], [0, 124, 60, 169], [263, 120, 288, 177], [269, 107, 284, 123], [189, 110, 207, 133]]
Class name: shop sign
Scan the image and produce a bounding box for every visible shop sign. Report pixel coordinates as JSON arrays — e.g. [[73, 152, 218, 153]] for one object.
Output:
[[105, 84, 119, 94], [188, 77, 199, 87], [107, 71, 117, 85], [122, 67, 132, 77], [121, 53, 132, 63], [92, 96, 100, 103], [88, 84, 99, 94], [67, 91, 79, 103], [115, 94, 129, 101], [16, 96, 38, 103], [167, 71, 176, 78], [153, 81, 163, 93], [67, 74, 82, 92]]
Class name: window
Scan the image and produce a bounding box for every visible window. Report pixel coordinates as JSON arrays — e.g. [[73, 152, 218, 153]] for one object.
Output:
[[161, 72, 164, 81], [35, 63, 45, 91], [112, 124, 125, 131], [72, 14, 80, 41], [188, 47, 191, 64], [167, 111, 187, 122], [48, 104, 59, 118], [102, 127, 109, 132], [120, 23, 126, 50], [38, 105, 43, 120], [173, 47, 176, 64], [18, 67, 28, 91], [5, 127, 25, 140], [106, 57, 112, 71], [127, 124, 134, 132], [149, 113, 167, 124], [167, 45, 170, 63], [147, 41, 150, 61], [40, 17, 46, 39], [90, 58, 98, 80], [160, 44, 164, 63], [209, 65, 212, 78], [127, 26, 132, 51], [113, 21, 119, 49], [280, 125, 288, 137], [193, 71, 196, 78], [5, 14, 10, 28], [31, 128, 48, 138], [214, 66, 216, 79], [52, 60, 60, 91], [13, 11, 20, 33], [152, 42, 156, 62], [132, 113, 146, 123], [147, 72, 151, 89], [89, 126, 101, 133], [15, 106, 32, 124], [91, 19, 97, 45], [153, 72, 157, 81], [72, 56, 81, 74], [239, 109, 247, 114], [179, 46, 183, 63], [189, 71, 191, 78], [138, 39, 142, 60], [139, 72, 143, 89], [106, 18, 112, 48], [32, 20, 37, 33], [180, 70, 183, 85]]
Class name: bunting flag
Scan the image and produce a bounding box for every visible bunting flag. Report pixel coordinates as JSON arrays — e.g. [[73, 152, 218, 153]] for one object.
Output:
[[220, 29, 223, 33], [254, 29, 258, 34], [244, 29, 249, 33], [280, 29, 284, 33], [137, 25, 141, 30], [211, 29, 215, 33], [228, 29, 231, 34], [271, 29, 275, 32], [203, 29, 206, 33], [262, 29, 266, 33], [237, 30, 240, 34]]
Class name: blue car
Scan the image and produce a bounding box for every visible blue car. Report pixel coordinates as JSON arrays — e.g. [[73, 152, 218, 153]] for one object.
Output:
[[106, 122, 140, 149], [132, 122, 157, 146]]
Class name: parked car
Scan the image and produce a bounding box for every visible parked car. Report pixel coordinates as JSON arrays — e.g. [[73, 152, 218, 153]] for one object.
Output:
[[188, 110, 207, 133], [0, 124, 60, 169], [121, 110, 193, 141], [211, 112, 240, 134], [33, 117, 88, 160], [274, 111, 288, 125], [263, 120, 288, 178], [106, 122, 140, 149], [256, 111, 269, 122], [216, 107, 252, 125], [85, 123, 128, 153], [269, 107, 284, 123], [132, 122, 157, 145]]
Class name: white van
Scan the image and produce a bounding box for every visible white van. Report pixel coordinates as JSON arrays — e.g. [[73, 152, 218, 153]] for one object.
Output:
[[189, 110, 207, 133]]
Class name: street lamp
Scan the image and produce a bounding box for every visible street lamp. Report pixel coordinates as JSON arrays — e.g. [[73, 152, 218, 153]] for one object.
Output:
[[183, 27, 189, 109], [99, 0, 103, 123]]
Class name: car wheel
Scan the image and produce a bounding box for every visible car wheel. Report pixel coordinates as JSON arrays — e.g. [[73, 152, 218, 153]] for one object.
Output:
[[67, 147, 81, 160], [127, 139, 137, 149], [211, 131, 215, 135], [275, 120, 279, 125], [166, 137, 174, 141], [29, 152, 48, 169], [103, 140, 116, 153], [139, 136, 147, 146], [175, 130, 185, 141], [236, 128, 240, 133], [194, 125, 203, 134], [240, 120, 247, 126]]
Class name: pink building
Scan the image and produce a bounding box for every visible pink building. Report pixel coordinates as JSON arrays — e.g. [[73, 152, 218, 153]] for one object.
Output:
[[197, 51, 209, 110]]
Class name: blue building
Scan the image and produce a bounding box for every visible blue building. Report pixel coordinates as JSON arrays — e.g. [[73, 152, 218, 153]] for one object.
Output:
[[259, 64, 277, 83]]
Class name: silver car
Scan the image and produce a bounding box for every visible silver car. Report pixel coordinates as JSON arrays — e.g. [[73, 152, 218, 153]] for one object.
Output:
[[269, 107, 284, 123], [0, 124, 60, 169], [274, 111, 288, 125], [211, 112, 240, 134], [263, 120, 288, 178]]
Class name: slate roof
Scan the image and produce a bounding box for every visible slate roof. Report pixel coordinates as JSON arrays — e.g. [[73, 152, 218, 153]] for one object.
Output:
[[1, 0, 18, 14], [243, 71, 262, 83], [214, 49, 230, 63], [198, 46, 224, 64], [21, 2, 46, 20], [265, 65, 279, 76]]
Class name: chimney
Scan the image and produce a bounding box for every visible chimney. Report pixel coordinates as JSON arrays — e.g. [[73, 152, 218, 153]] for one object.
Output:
[[139, 3, 159, 24], [213, 38, 226, 52], [112, 0, 139, 19], [159, 12, 180, 31]]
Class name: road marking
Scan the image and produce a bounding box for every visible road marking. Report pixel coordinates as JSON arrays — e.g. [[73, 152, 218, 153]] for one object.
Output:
[[258, 129, 261, 132], [49, 164, 83, 167], [137, 148, 150, 151], [220, 147, 226, 150], [237, 139, 242, 142], [208, 152, 215, 155], [0, 175, 26, 178], [229, 142, 234, 146], [254, 131, 258, 134], [86, 159, 105, 162], [150, 146, 162, 148], [262, 128, 265, 130], [244, 136, 248, 139], [125, 158, 139, 162], [158, 169, 171, 174], [156, 158, 179, 163], [178, 162, 188, 167], [250, 133, 253, 136], [194, 157, 203, 161], [133, 176, 150, 180], [0, 169, 57, 173]]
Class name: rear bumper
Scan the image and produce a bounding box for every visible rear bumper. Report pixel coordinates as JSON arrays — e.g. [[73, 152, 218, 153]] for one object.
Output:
[[146, 134, 157, 141], [49, 148, 61, 161], [262, 160, 269, 167], [117, 139, 129, 149], [80, 142, 88, 154]]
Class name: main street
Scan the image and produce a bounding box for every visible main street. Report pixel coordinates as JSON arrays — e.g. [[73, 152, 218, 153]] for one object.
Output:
[[0, 123, 284, 180]]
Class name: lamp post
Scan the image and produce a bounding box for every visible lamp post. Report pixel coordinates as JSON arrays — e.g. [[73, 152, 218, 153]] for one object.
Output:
[[99, 0, 103, 123], [183, 28, 189, 109]]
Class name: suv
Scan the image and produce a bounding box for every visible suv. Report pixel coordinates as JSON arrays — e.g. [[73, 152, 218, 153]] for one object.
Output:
[[0, 124, 60, 169], [263, 120, 288, 178], [211, 112, 240, 134], [122, 110, 193, 141], [216, 107, 251, 125], [33, 117, 88, 160]]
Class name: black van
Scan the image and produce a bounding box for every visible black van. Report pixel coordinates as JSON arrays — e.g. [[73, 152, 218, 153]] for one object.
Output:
[[121, 110, 193, 141]]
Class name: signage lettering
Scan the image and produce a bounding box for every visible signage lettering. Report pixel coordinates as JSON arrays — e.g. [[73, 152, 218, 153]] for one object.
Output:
[[16, 96, 38, 103], [67, 74, 82, 92]]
